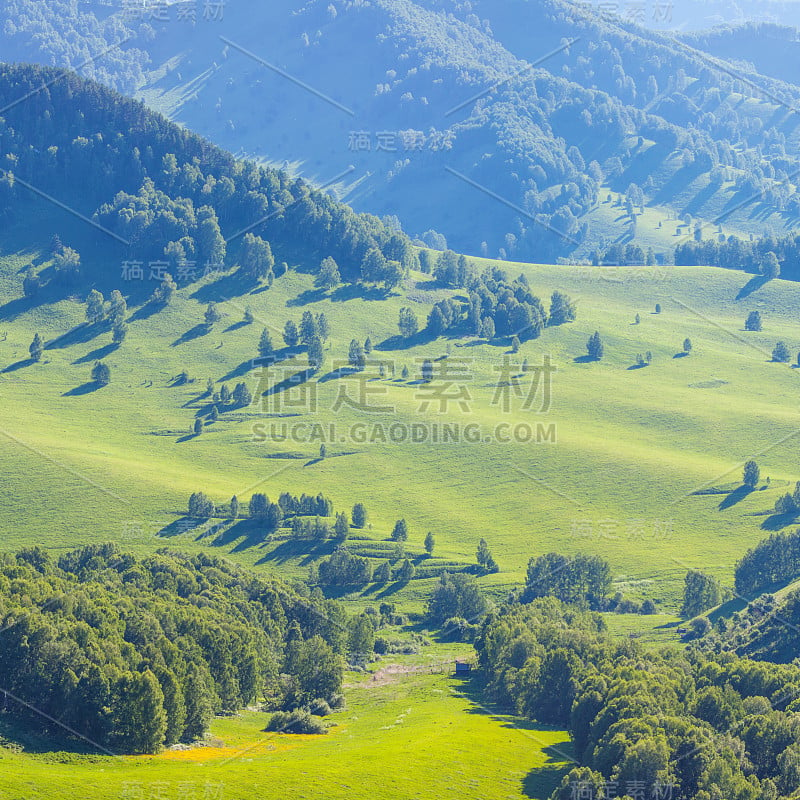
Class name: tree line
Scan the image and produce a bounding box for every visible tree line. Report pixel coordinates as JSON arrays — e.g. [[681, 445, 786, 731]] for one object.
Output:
[[0, 544, 354, 754], [476, 597, 800, 800]]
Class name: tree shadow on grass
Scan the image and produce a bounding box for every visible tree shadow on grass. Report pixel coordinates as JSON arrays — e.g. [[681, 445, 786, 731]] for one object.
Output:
[[718, 484, 754, 511], [287, 287, 328, 307], [172, 323, 209, 347], [157, 517, 206, 538], [573, 354, 596, 364], [673, 352, 689, 359], [256, 538, 336, 567], [223, 319, 251, 333], [62, 380, 104, 396], [46, 321, 105, 351], [761, 510, 800, 531], [329, 283, 393, 303], [736, 274, 768, 300], [129, 301, 163, 323], [1, 357, 36, 373], [73, 341, 119, 365], [219, 359, 258, 382]]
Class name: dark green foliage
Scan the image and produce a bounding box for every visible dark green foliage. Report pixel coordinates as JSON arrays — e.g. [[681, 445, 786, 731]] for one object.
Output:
[[283, 320, 299, 348], [476, 598, 800, 800], [317, 549, 372, 587], [231, 381, 252, 407], [745, 311, 763, 331], [240, 234, 274, 283], [351, 503, 367, 528], [307, 336, 324, 371], [91, 361, 110, 386], [398, 307, 419, 338], [421, 359, 434, 382], [391, 519, 408, 542], [427, 572, 488, 624], [743, 459, 760, 488], [29, 333, 44, 361], [266, 709, 327, 735], [348, 339, 366, 370], [299, 311, 319, 346], [476, 538, 499, 574], [112, 321, 128, 344], [735, 528, 800, 596], [315, 257, 340, 290], [682, 570, 721, 618], [204, 302, 221, 329], [0, 544, 345, 753], [424, 532, 435, 556], [193, 417, 204, 435], [683, 338, 692, 354], [333, 512, 349, 541], [86, 289, 105, 324], [548, 291, 577, 325], [258, 328, 273, 359], [188, 491, 214, 518], [773, 341, 792, 362], [523, 552, 611, 608], [395, 559, 415, 582], [586, 331, 604, 360]]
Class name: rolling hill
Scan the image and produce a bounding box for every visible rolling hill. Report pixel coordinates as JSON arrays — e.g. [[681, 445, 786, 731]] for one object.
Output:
[[3, 0, 800, 264]]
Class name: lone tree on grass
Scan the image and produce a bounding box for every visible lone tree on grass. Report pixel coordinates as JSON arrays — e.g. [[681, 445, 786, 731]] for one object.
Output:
[[352, 503, 367, 528], [348, 339, 366, 370], [586, 331, 604, 360], [424, 532, 435, 556], [204, 302, 221, 330], [258, 329, 273, 359], [112, 322, 128, 344], [91, 361, 111, 386], [29, 333, 44, 362], [307, 336, 324, 372], [743, 460, 760, 488], [421, 359, 434, 383], [193, 417, 204, 435], [391, 519, 408, 542], [745, 311, 762, 332], [772, 341, 791, 363], [683, 338, 692, 355]]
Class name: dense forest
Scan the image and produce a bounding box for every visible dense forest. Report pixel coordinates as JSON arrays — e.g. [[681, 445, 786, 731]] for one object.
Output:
[[0, 544, 354, 754], [476, 598, 800, 800]]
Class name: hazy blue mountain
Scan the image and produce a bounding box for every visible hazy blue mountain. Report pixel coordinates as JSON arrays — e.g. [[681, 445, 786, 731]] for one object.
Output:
[[3, 0, 800, 263]]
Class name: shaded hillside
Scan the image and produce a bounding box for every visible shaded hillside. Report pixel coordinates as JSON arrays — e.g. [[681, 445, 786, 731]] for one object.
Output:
[[2, 0, 800, 263]]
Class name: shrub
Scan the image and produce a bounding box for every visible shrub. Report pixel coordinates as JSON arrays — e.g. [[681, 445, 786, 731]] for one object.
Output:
[[308, 698, 332, 717], [265, 709, 327, 735]]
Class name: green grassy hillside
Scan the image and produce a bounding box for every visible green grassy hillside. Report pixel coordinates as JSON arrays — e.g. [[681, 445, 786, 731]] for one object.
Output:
[[1, 236, 798, 618]]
